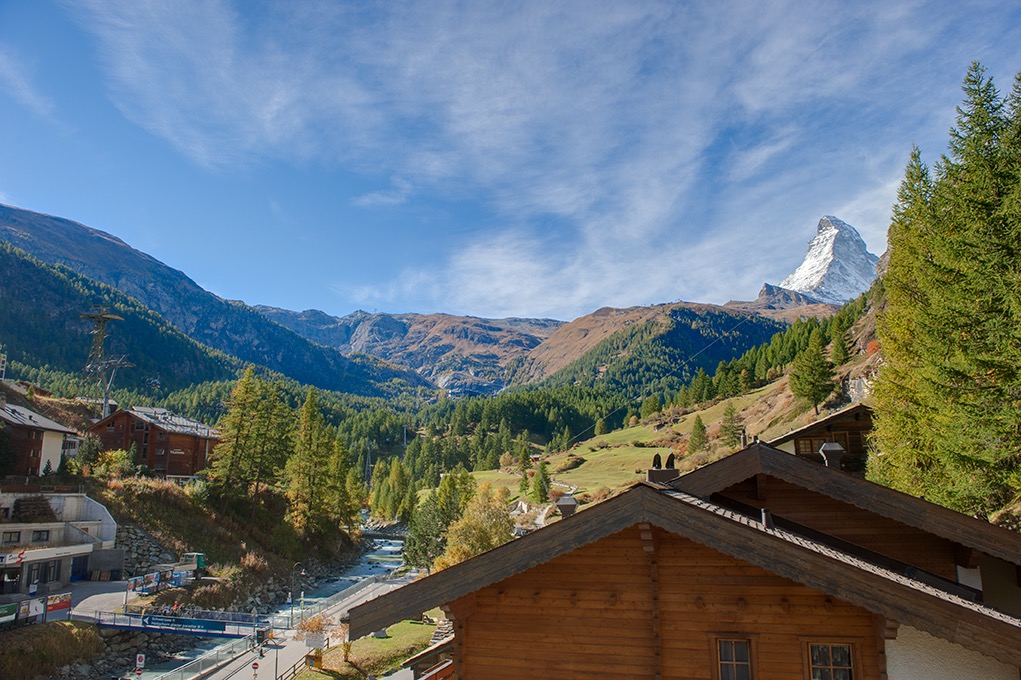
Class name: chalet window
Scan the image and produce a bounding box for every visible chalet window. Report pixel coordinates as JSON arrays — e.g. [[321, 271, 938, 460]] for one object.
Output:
[[31, 530, 50, 543], [713, 637, 755, 680], [807, 642, 855, 680], [795, 433, 849, 457], [2, 531, 20, 544], [106, 424, 114, 432]]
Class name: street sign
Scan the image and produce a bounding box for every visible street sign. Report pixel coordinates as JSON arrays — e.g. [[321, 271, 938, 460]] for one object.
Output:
[[140, 614, 226, 633], [135, 669, 142, 676], [252, 662, 259, 669], [136, 653, 145, 668]]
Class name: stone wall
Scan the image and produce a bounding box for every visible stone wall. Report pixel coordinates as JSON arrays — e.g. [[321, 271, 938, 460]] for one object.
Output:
[[116, 523, 175, 575], [50, 629, 195, 680]]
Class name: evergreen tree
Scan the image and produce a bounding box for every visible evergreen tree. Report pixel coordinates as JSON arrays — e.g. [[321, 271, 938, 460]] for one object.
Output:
[[872, 63, 1021, 513], [75, 434, 102, 474], [594, 417, 609, 436], [207, 365, 261, 508], [531, 461, 551, 503], [689, 415, 707, 453], [719, 402, 742, 449], [640, 394, 661, 419], [788, 330, 835, 415], [830, 326, 849, 366], [404, 491, 445, 570], [285, 388, 336, 537]]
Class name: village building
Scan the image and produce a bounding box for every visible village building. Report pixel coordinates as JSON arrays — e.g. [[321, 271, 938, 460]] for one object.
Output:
[[0, 492, 119, 600], [348, 442, 1021, 680], [0, 394, 76, 476], [767, 402, 873, 473], [88, 407, 219, 480]]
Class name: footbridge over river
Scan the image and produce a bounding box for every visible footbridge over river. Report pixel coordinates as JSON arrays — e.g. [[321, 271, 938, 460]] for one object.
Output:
[[72, 608, 278, 638]]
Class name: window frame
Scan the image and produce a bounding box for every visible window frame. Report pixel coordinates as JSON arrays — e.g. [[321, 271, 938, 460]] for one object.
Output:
[[31, 530, 50, 543], [1, 531, 20, 544], [802, 639, 861, 680], [710, 633, 758, 680]]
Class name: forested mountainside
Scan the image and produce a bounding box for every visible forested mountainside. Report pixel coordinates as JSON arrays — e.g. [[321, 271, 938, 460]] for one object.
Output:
[[0, 242, 241, 394], [517, 303, 786, 394], [0, 204, 427, 397]]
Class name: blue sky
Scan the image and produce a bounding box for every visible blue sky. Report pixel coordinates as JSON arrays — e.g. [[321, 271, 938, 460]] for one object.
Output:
[[1, 1, 1020, 321]]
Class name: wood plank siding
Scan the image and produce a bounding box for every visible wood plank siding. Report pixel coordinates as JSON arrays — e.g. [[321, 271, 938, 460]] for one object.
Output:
[[716, 476, 959, 581], [453, 525, 882, 680]]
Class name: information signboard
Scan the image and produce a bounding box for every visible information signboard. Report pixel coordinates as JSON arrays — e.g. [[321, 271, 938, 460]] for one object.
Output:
[[140, 615, 227, 633], [46, 593, 72, 613]]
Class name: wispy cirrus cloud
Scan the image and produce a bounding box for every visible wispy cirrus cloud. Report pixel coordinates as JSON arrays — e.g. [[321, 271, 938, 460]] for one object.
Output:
[[0, 45, 56, 120], [353, 177, 413, 208], [66, 0, 1021, 318]]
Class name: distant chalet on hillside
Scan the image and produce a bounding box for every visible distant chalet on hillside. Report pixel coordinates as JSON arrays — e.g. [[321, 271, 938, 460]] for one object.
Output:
[[89, 407, 218, 480], [348, 443, 1021, 680], [767, 403, 873, 473]]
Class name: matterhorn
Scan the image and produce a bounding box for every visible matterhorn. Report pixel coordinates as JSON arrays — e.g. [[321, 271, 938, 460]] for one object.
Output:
[[779, 216, 879, 304]]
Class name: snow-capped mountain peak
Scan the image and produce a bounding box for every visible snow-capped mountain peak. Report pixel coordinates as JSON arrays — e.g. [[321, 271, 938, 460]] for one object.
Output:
[[779, 216, 878, 304]]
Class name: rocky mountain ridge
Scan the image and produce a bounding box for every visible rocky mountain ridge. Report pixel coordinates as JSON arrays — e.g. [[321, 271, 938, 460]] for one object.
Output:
[[0, 203, 866, 398], [255, 306, 563, 395]]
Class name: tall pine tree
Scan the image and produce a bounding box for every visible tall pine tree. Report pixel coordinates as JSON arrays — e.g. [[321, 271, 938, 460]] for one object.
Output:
[[872, 63, 1021, 513]]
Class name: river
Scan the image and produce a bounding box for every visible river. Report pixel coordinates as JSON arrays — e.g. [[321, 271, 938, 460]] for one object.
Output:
[[138, 536, 405, 679]]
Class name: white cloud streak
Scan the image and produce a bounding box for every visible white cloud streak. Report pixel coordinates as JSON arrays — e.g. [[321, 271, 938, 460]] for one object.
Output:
[[0, 45, 56, 120], [66, 0, 1021, 318]]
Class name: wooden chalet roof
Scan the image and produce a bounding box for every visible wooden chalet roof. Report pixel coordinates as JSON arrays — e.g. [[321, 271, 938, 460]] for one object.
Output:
[[766, 402, 872, 446], [91, 407, 218, 439], [671, 441, 1021, 567], [347, 451, 1021, 667], [0, 403, 76, 435]]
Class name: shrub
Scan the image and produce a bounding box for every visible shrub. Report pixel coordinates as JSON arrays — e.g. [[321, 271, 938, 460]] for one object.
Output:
[[240, 551, 269, 575]]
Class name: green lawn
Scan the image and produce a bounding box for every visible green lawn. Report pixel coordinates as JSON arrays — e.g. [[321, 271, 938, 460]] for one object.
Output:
[[295, 616, 439, 680]]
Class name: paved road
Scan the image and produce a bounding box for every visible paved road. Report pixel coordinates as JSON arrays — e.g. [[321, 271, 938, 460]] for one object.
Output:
[[68, 579, 137, 613], [200, 575, 415, 680]]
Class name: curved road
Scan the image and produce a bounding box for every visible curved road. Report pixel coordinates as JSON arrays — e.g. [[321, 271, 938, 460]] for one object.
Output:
[[197, 573, 415, 680]]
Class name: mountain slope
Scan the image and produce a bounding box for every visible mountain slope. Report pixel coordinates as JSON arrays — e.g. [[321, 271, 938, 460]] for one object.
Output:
[[0, 242, 241, 394], [723, 283, 838, 323], [517, 302, 786, 395], [779, 216, 879, 304], [255, 306, 562, 395], [0, 204, 427, 397]]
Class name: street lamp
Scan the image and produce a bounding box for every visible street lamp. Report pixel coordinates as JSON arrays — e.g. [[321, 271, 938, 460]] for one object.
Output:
[[289, 562, 306, 628]]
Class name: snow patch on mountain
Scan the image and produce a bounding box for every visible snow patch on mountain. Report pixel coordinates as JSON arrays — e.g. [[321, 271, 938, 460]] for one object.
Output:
[[779, 216, 878, 304]]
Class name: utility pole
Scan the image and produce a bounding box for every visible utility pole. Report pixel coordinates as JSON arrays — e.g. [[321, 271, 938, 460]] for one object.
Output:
[[80, 308, 131, 417]]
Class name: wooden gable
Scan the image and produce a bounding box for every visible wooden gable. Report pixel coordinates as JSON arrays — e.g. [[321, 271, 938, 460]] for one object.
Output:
[[452, 524, 884, 680], [348, 483, 1021, 669]]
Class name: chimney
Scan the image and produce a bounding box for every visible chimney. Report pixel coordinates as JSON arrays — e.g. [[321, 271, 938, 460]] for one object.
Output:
[[819, 442, 846, 468], [760, 508, 775, 529], [740, 429, 748, 447]]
